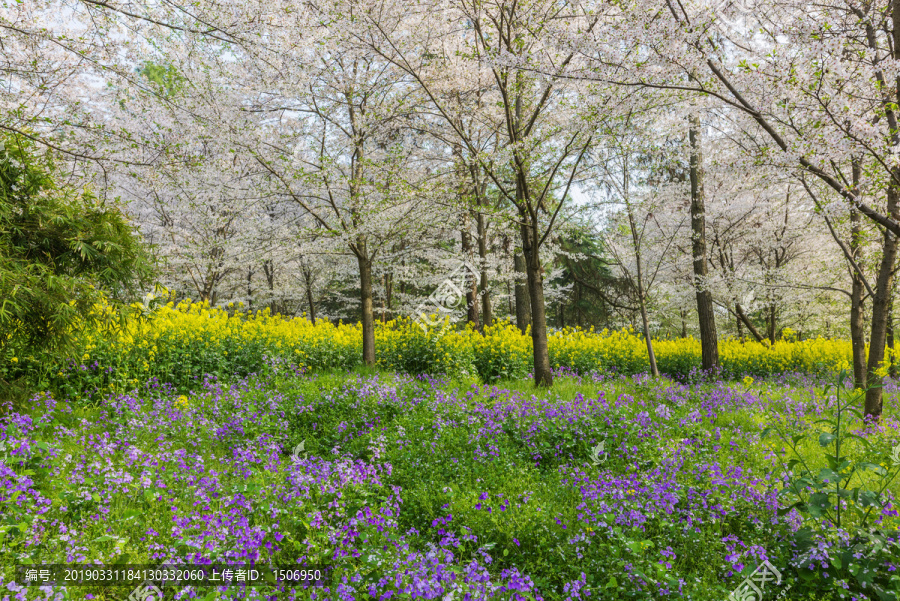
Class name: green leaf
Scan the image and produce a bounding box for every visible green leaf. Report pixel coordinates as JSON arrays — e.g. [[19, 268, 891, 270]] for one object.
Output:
[[819, 432, 836, 447], [857, 490, 882, 508], [858, 462, 888, 476], [844, 433, 871, 448], [604, 576, 618, 589], [807, 492, 831, 517], [777, 501, 804, 516], [817, 468, 840, 484]]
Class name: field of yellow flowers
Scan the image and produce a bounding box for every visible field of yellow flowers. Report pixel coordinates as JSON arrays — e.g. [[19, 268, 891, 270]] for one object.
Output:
[[16, 300, 871, 401]]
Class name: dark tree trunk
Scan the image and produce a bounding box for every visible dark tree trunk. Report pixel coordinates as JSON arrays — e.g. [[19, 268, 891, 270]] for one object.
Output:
[[514, 252, 531, 334], [357, 248, 376, 366], [735, 303, 764, 342], [305, 282, 317, 325], [865, 183, 900, 421], [735, 306, 744, 341], [689, 114, 719, 371], [247, 267, 253, 311], [850, 268, 867, 390], [680, 309, 688, 339], [521, 216, 553, 387], [301, 262, 317, 325], [767, 305, 777, 343], [461, 226, 480, 328]]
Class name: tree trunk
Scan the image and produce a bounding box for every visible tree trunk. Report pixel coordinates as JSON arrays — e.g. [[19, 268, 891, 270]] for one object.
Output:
[[357, 249, 376, 366], [680, 309, 688, 339], [638, 294, 658, 377], [767, 304, 777, 343], [689, 114, 719, 371], [477, 209, 492, 328], [514, 252, 531, 334], [888, 293, 897, 379], [305, 281, 317, 325], [850, 270, 867, 390], [247, 267, 253, 311], [736, 303, 764, 342], [263, 259, 277, 314], [865, 183, 900, 421], [735, 306, 744, 341], [301, 262, 317, 325], [461, 225, 480, 328], [521, 217, 553, 387], [626, 206, 659, 378]]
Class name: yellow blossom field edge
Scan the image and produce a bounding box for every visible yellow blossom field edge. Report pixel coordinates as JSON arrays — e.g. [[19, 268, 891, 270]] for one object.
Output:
[[23, 301, 886, 399]]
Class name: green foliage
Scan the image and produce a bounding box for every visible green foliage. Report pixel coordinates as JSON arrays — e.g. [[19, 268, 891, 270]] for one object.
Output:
[[762, 372, 900, 600], [0, 134, 152, 389], [138, 62, 187, 97], [549, 226, 629, 329]]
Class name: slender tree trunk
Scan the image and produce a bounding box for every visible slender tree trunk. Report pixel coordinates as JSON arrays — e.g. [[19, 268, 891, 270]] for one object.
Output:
[[638, 295, 658, 376], [736, 303, 764, 342], [888, 292, 897, 379], [357, 248, 376, 366], [735, 306, 744, 341], [305, 281, 317, 325], [680, 309, 688, 339], [381, 275, 387, 324], [767, 304, 777, 343], [560, 303, 566, 328], [850, 272, 867, 390], [521, 215, 553, 386], [461, 225, 480, 328], [849, 163, 867, 389], [865, 183, 900, 420], [247, 267, 253, 311], [477, 208, 492, 328], [626, 207, 659, 378], [689, 114, 719, 371], [263, 259, 277, 314], [514, 252, 531, 334]]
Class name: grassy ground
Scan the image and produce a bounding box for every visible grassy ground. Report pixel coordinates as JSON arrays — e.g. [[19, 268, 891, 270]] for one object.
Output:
[[1, 366, 899, 600]]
